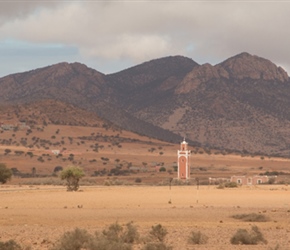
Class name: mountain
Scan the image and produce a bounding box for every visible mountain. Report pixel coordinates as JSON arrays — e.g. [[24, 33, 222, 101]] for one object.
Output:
[[0, 62, 105, 105], [1, 53, 290, 156], [0, 59, 185, 143]]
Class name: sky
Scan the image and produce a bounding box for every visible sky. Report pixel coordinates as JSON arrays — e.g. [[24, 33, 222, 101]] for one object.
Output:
[[0, 0, 290, 77]]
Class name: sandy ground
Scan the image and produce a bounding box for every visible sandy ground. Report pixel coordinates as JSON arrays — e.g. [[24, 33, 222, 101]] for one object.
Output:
[[0, 185, 290, 249]]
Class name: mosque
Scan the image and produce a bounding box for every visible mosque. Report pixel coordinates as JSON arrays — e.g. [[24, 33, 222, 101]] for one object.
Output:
[[177, 139, 191, 180]]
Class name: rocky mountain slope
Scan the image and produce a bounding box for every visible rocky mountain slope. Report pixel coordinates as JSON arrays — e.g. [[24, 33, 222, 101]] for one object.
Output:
[[1, 53, 290, 156]]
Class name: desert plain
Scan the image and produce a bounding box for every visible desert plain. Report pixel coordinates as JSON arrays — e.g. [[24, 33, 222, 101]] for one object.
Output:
[[0, 184, 290, 250], [1, 123, 290, 249]]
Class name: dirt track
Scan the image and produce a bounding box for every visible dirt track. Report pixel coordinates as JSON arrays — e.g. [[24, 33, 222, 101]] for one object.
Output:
[[0, 185, 290, 249]]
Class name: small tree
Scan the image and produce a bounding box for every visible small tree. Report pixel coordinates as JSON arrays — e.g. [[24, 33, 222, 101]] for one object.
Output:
[[0, 163, 12, 184], [4, 149, 11, 155], [60, 166, 85, 191], [54, 166, 63, 173]]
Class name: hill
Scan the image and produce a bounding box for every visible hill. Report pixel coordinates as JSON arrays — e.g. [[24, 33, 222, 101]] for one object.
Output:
[[1, 53, 290, 156], [107, 53, 290, 156]]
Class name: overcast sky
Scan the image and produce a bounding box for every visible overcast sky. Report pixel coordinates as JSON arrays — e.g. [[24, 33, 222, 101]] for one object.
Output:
[[0, 1, 290, 77]]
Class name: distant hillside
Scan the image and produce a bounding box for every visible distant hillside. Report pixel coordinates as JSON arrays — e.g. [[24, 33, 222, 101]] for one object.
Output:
[[0, 100, 106, 127], [1, 53, 290, 155]]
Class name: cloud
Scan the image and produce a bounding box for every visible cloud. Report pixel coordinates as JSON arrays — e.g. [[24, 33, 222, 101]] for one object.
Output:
[[0, 1, 289, 74], [80, 34, 171, 62], [0, 1, 60, 25]]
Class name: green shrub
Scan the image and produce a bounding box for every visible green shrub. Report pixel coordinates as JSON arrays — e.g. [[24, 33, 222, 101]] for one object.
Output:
[[102, 222, 139, 243], [135, 178, 142, 183], [217, 182, 238, 189], [51, 228, 92, 250], [149, 224, 168, 242], [224, 182, 238, 188], [102, 222, 123, 242], [89, 222, 138, 250], [52, 222, 138, 250], [268, 177, 276, 184], [0, 239, 21, 250], [217, 183, 225, 189], [0, 163, 12, 184], [230, 226, 267, 245], [232, 213, 269, 222], [188, 230, 208, 244], [60, 166, 85, 191], [122, 222, 140, 243]]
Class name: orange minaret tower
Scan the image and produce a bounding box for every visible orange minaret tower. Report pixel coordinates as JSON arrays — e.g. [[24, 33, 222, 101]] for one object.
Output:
[[177, 139, 191, 179]]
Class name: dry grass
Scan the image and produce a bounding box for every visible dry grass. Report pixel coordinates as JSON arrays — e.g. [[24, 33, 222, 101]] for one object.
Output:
[[0, 185, 289, 249], [1, 124, 290, 249], [0, 124, 290, 186]]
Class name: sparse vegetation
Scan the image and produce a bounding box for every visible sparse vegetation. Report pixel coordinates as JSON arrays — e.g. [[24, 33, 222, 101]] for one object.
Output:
[[53, 166, 63, 173], [230, 226, 267, 245], [135, 177, 142, 183], [142, 242, 172, 250], [4, 148, 12, 155], [51, 228, 92, 250], [52, 222, 139, 250], [0, 163, 12, 184], [232, 213, 269, 222], [217, 182, 238, 189], [60, 166, 85, 191], [261, 171, 286, 176], [149, 224, 168, 242], [0, 239, 21, 250], [224, 182, 238, 188], [188, 230, 208, 244], [142, 224, 171, 250], [102, 221, 139, 244]]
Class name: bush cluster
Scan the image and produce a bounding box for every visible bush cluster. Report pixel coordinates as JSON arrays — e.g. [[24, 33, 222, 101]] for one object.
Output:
[[217, 182, 238, 189], [144, 224, 172, 250], [51, 222, 139, 250], [232, 213, 269, 222], [230, 226, 267, 245], [188, 230, 208, 245], [0, 239, 21, 250], [0, 223, 270, 249]]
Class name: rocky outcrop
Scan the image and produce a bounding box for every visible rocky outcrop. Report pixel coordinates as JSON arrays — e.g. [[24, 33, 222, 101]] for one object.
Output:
[[175, 52, 289, 94], [175, 63, 229, 94], [217, 52, 289, 82]]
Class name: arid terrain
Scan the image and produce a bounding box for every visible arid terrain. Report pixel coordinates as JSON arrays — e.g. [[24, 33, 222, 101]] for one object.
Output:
[[0, 185, 289, 249], [1, 96, 290, 249], [2, 53, 290, 156], [1, 123, 290, 184]]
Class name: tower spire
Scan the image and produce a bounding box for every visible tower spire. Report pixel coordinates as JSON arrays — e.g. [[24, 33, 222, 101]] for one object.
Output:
[[177, 139, 191, 180]]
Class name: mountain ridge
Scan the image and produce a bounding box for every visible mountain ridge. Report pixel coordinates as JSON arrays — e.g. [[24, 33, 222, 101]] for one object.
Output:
[[1, 52, 290, 156]]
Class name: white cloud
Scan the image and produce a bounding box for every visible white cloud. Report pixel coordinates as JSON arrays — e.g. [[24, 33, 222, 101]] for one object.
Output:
[[0, 1, 290, 74], [80, 34, 171, 62]]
